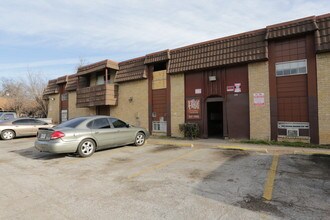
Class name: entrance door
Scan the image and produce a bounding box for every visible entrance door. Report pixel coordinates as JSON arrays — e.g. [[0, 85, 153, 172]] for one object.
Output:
[[96, 106, 110, 115], [207, 101, 223, 138]]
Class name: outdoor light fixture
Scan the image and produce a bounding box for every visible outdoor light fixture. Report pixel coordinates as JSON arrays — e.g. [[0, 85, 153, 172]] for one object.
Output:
[[128, 97, 133, 103], [50, 98, 55, 101]]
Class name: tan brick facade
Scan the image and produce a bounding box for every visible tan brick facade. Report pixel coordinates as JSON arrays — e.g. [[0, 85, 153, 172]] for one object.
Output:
[[47, 94, 60, 124], [110, 80, 148, 129], [68, 92, 95, 119], [248, 61, 271, 140], [170, 73, 185, 137], [316, 53, 330, 144]]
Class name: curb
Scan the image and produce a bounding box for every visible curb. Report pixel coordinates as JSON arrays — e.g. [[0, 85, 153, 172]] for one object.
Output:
[[146, 139, 330, 155]]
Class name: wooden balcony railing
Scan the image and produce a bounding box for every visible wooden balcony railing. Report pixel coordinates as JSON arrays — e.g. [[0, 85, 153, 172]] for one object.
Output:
[[76, 84, 118, 107]]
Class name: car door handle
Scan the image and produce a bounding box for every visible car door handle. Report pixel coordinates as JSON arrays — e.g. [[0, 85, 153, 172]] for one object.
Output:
[[94, 132, 99, 134]]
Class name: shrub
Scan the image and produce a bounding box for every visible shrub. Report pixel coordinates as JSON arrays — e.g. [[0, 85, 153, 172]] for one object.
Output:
[[179, 123, 200, 139]]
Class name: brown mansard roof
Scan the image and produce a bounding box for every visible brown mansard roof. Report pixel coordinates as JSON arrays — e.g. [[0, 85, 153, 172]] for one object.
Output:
[[56, 75, 68, 84], [45, 13, 330, 89], [168, 29, 267, 74], [77, 59, 119, 76], [44, 79, 58, 95], [115, 57, 147, 83], [316, 13, 330, 52], [144, 49, 170, 64], [266, 16, 318, 39], [65, 74, 78, 91]]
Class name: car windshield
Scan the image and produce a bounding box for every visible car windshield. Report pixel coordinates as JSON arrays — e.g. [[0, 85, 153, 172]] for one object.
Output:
[[55, 118, 86, 128]]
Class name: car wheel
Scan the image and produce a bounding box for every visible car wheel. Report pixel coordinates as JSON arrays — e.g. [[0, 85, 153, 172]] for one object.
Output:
[[134, 132, 145, 146], [1, 130, 15, 140], [77, 139, 96, 157]]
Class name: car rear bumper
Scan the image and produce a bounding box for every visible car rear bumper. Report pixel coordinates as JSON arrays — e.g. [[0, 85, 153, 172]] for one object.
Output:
[[35, 139, 79, 154]]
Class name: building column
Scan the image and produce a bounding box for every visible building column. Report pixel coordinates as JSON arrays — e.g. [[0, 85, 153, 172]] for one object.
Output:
[[316, 52, 330, 145], [170, 73, 185, 137], [248, 61, 271, 140]]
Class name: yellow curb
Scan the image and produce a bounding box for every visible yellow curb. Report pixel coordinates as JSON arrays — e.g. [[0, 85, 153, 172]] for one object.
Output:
[[215, 145, 268, 153], [148, 140, 193, 148], [263, 155, 280, 200]]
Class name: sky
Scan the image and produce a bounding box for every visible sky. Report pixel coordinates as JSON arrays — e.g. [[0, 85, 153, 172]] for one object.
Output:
[[0, 0, 330, 81]]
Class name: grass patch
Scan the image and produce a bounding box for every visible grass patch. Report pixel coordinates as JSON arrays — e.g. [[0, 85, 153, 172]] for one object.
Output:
[[240, 139, 330, 149]]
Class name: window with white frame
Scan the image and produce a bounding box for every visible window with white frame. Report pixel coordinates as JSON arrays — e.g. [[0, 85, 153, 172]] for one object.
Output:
[[152, 121, 167, 132], [275, 59, 307, 77]]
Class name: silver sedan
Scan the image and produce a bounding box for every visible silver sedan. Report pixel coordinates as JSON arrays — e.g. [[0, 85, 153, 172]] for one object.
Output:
[[0, 118, 54, 140], [35, 116, 150, 157]]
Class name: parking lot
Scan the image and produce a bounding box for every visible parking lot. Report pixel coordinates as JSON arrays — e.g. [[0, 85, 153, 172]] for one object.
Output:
[[0, 137, 329, 219]]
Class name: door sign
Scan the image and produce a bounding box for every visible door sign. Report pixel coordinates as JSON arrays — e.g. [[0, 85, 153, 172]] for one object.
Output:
[[186, 98, 201, 119], [234, 83, 241, 93], [253, 93, 265, 106]]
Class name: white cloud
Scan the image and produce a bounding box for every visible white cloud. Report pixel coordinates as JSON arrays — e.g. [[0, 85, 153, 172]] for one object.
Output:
[[1, 0, 329, 51], [0, 0, 330, 80]]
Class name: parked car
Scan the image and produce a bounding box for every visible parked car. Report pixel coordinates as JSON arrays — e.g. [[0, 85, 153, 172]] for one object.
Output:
[[0, 112, 17, 121], [0, 118, 54, 140], [35, 116, 150, 157]]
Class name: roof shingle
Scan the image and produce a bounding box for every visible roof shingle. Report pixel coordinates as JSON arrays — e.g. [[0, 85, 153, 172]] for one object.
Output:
[[115, 57, 147, 83], [316, 13, 330, 52], [168, 29, 267, 74], [266, 16, 318, 39], [77, 59, 119, 76], [144, 50, 170, 64], [65, 74, 78, 91], [43, 79, 58, 95]]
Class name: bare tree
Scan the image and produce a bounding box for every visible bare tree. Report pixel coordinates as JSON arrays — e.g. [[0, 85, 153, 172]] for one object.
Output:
[[23, 72, 48, 117], [0, 72, 48, 117], [0, 78, 28, 116], [75, 57, 88, 71]]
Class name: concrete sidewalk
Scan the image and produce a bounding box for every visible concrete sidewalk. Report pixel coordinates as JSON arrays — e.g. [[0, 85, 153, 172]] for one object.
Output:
[[147, 137, 330, 155]]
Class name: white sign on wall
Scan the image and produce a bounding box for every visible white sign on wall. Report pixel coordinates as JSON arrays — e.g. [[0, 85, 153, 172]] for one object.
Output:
[[234, 83, 241, 93], [195, 88, 202, 94], [61, 110, 68, 122], [253, 93, 265, 106]]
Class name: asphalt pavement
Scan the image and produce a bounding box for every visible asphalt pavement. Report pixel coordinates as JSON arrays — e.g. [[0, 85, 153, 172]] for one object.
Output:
[[0, 137, 329, 219]]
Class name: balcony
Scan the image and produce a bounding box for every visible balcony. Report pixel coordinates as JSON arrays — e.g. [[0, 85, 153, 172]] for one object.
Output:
[[76, 84, 118, 107]]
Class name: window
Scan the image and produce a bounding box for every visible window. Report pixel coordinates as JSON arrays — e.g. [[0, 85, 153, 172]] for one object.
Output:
[[12, 119, 31, 125], [96, 75, 105, 85], [90, 118, 111, 129], [110, 118, 127, 128], [3, 114, 15, 120], [61, 93, 68, 101], [61, 110, 68, 122], [33, 119, 48, 125], [152, 121, 167, 132], [152, 70, 167, 90], [276, 59, 307, 77], [56, 118, 86, 128]]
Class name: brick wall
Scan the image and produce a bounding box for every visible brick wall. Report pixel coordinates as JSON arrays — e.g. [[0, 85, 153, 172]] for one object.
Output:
[[47, 94, 60, 124], [248, 61, 271, 140], [110, 79, 148, 129], [170, 73, 185, 137], [68, 92, 95, 119], [316, 53, 330, 144]]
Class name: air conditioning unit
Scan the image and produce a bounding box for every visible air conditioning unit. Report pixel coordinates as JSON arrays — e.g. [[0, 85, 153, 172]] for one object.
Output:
[[287, 129, 299, 137]]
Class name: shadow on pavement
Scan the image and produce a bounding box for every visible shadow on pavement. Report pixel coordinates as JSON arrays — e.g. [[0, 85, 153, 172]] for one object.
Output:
[[10, 147, 72, 160]]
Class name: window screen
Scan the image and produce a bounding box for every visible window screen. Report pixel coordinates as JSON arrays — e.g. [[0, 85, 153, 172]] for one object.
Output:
[[276, 59, 307, 77]]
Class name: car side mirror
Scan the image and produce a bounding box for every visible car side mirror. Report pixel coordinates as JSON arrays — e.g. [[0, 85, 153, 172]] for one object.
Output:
[[126, 124, 130, 128]]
